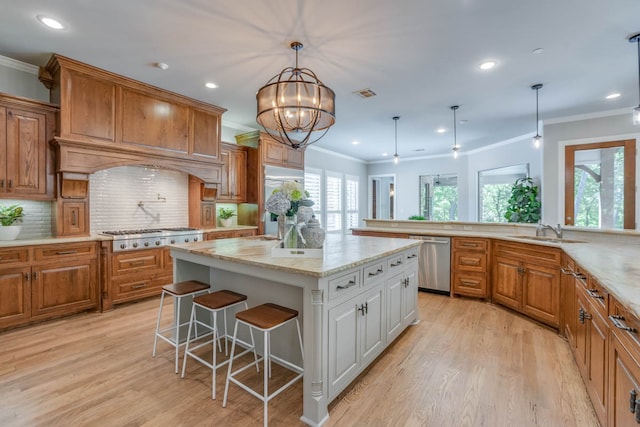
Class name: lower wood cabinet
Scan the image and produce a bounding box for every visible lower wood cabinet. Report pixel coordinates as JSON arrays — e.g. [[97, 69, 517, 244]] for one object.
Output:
[[0, 242, 99, 330], [109, 248, 172, 305], [204, 229, 257, 240], [451, 237, 490, 298], [609, 325, 640, 427]]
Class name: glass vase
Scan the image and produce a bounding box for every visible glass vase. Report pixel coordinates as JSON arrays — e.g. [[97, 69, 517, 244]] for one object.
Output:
[[283, 214, 298, 248]]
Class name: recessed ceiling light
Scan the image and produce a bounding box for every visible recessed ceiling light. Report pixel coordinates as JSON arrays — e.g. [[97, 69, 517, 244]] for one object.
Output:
[[532, 48, 544, 54], [606, 92, 621, 99], [155, 62, 169, 70], [352, 140, 360, 145], [205, 82, 218, 89], [479, 60, 496, 70], [436, 127, 446, 133], [382, 153, 388, 157], [37, 15, 64, 30]]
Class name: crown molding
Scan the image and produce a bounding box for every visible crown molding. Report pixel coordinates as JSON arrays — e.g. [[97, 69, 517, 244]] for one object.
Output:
[[0, 55, 39, 75]]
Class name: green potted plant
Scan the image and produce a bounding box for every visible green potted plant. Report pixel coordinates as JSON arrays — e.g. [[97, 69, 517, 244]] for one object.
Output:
[[218, 207, 236, 227], [504, 177, 541, 223], [0, 203, 24, 240]]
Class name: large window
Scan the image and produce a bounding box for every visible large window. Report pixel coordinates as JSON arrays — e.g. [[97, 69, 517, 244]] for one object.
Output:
[[306, 169, 359, 234], [325, 171, 343, 232], [478, 164, 529, 223], [304, 168, 322, 218], [345, 175, 359, 230], [418, 174, 458, 221]]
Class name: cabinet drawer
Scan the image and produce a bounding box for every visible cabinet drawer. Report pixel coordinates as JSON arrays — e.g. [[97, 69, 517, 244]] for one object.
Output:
[[493, 241, 561, 266], [328, 270, 361, 300], [206, 231, 235, 240], [363, 261, 386, 285], [0, 247, 29, 265], [387, 254, 405, 272], [34, 242, 96, 261], [112, 275, 172, 303], [452, 271, 488, 298], [404, 247, 420, 263], [609, 297, 640, 352], [453, 237, 488, 251], [453, 251, 487, 272], [585, 276, 608, 318], [111, 249, 163, 276]]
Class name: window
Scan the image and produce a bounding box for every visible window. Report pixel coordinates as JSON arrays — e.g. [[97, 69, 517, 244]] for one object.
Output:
[[565, 139, 635, 229], [346, 175, 359, 229], [304, 168, 322, 218], [325, 171, 342, 232], [478, 164, 529, 223], [418, 174, 458, 221]]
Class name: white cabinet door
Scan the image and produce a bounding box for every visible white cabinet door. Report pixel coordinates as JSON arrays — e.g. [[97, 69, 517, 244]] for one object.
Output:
[[402, 268, 418, 326], [386, 271, 404, 342], [328, 299, 359, 397], [361, 286, 385, 367]]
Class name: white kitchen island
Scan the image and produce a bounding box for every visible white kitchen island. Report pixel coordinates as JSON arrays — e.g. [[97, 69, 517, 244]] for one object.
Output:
[[170, 234, 421, 426]]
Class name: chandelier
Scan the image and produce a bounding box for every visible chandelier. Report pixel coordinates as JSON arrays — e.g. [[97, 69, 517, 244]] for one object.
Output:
[[256, 42, 336, 150]]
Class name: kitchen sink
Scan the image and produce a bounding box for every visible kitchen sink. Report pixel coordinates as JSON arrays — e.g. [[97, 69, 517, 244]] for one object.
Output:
[[508, 235, 585, 244]]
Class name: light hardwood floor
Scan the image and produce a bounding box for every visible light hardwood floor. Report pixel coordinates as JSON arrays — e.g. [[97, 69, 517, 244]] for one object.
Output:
[[0, 293, 599, 427]]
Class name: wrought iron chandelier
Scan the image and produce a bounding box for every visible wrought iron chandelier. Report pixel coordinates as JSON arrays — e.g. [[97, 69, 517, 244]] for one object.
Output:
[[531, 83, 543, 148], [256, 42, 336, 150]]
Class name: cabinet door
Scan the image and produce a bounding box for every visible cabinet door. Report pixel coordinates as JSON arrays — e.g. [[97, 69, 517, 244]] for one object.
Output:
[[191, 108, 220, 159], [262, 137, 286, 166], [588, 306, 608, 424], [284, 147, 304, 169], [31, 259, 98, 318], [328, 299, 359, 398], [561, 256, 577, 345], [452, 271, 488, 298], [218, 148, 231, 200], [201, 202, 216, 227], [59, 201, 88, 236], [386, 271, 404, 342], [574, 288, 589, 377], [608, 331, 640, 427], [402, 268, 417, 326], [230, 148, 247, 201], [522, 262, 560, 327], [5, 108, 47, 195], [492, 256, 521, 310], [361, 286, 385, 366], [0, 107, 6, 184], [0, 266, 31, 328]]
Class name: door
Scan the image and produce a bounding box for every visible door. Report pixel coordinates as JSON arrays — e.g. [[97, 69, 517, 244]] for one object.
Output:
[[361, 286, 384, 366], [522, 262, 560, 327], [0, 266, 31, 328], [608, 332, 640, 427], [386, 271, 404, 342], [5, 108, 47, 195], [402, 269, 417, 325], [588, 306, 608, 423], [492, 257, 521, 310], [328, 299, 359, 398]]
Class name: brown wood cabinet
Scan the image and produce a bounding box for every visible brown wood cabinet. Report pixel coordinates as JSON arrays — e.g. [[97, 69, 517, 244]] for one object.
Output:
[[260, 135, 305, 169], [0, 93, 57, 199], [560, 254, 577, 346], [218, 142, 247, 203], [204, 229, 257, 240], [0, 242, 99, 330], [492, 240, 561, 328], [451, 237, 489, 298], [109, 248, 172, 305]]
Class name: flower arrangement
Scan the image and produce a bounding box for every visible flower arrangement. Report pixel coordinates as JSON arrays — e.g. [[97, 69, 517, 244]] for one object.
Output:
[[0, 204, 24, 226], [266, 181, 314, 217]]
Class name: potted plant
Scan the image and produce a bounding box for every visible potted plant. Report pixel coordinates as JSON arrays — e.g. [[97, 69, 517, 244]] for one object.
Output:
[[0, 203, 24, 240], [504, 177, 541, 223], [218, 207, 236, 227]]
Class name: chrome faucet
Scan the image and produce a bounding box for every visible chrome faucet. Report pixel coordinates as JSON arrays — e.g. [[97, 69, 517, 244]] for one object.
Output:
[[537, 223, 563, 239]]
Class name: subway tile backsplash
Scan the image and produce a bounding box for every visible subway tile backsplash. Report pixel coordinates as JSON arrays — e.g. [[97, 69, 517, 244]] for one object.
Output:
[[0, 199, 52, 239], [90, 166, 189, 232]]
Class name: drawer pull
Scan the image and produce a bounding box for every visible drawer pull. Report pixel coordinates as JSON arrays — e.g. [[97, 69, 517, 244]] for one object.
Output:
[[560, 267, 574, 275], [337, 280, 356, 290], [407, 254, 417, 259], [368, 268, 383, 277], [461, 243, 478, 247], [461, 280, 479, 286], [610, 315, 637, 333], [129, 261, 146, 266], [391, 260, 403, 267], [579, 308, 591, 324], [586, 289, 604, 300], [460, 259, 480, 266], [56, 250, 78, 255], [131, 283, 146, 289], [572, 272, 587, 280]]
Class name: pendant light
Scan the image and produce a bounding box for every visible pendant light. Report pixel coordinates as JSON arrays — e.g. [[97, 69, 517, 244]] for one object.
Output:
[[256, 41, 336, 149], [450, 105, 460, 159], [531, 83, 543, 148], [392, 116, 400, 164], [630, 33, 640, 125]]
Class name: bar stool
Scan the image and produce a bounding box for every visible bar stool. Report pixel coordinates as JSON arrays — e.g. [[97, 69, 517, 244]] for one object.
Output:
[[152, 280, 210, 373], [223, 303, 304, 427], [181, 290, 258, 399]]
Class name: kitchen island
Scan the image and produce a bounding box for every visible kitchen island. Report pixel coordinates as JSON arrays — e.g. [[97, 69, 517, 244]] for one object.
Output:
[[170, 234, 421, 426]]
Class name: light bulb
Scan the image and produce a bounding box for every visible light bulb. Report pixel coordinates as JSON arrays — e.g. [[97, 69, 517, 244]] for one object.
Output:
[[452, 145, 459, 159], [533, 135, 542, 148], [393, 154, 399, 164], [633, 106, 640, 125]]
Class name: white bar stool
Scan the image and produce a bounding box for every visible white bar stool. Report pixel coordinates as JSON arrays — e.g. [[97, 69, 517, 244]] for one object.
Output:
[[152, 280, 210, 373], [223, 303, 304, 427], [181, 290, 258, 399]]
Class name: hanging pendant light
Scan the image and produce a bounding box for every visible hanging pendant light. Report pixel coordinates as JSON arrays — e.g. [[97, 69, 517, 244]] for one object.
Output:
[[392, 116, 400, 164], [629, 33, 640, 125], [531, 83, 543, 148], [256, 42, 336, 149], [450, 105, 460, 159]]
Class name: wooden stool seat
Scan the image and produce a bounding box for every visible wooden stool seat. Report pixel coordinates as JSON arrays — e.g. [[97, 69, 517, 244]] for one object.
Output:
[[162, 280, 210, 296], [194, 290, 247, 311], [236, 303, 298, 330]]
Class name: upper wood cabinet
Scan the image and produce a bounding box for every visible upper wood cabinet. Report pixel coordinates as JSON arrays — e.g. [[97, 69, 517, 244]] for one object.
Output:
[[0, 93, 57, 200], [235, 130, 305, 170], [45, 54, 225, 165], [218, 142, 247, 203]]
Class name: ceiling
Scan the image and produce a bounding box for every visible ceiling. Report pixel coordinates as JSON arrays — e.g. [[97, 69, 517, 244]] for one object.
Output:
[[1, 0, 639, 162]]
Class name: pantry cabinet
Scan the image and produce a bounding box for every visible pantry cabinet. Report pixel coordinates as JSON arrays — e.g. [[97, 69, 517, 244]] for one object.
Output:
[[0, 242, 99, 330], [0, 93, 57, 199], [217, 142, 247, 203]]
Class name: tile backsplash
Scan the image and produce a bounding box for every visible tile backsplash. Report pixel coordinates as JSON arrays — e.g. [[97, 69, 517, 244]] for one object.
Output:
[[0, 199, 52, 239], [90, 166, 189, 232]]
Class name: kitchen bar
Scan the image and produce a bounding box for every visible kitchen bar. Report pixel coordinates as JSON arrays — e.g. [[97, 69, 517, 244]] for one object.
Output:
[[169, 234, 421, 426]]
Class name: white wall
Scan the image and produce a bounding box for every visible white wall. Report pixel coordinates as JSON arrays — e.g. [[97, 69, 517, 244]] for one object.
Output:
[[0, 55, 49, 102], [542, 112, 640, 227], [366, 138, 542, 222]]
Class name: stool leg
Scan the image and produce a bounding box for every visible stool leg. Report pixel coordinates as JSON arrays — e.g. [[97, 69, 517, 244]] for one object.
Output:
[[212, 308, 218, 399], [152, 291, 166, 357], [249, 322, 259, 372], [174, 295, 181, 374], [263, 329, 269, 427], [295, 319, 304, 363], [268, 333, 272, 379], [222, 320, 240, 407], [181, 304, 197, 378]]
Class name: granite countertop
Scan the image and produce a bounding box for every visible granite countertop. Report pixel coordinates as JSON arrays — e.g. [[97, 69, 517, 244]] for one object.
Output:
[[170, 233, 421, 278], [201, 225, 259, 232], [0, 234, 112, 248]]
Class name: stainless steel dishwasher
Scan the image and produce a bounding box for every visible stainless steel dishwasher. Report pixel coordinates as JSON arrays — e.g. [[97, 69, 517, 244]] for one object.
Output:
[[408, 235, 451, 295]]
